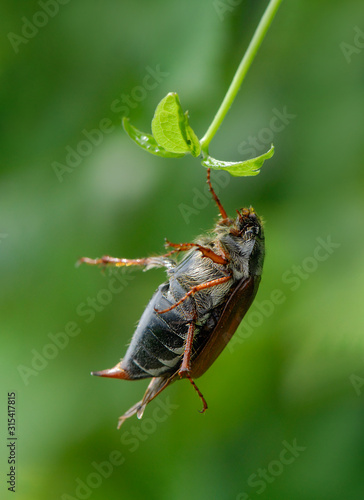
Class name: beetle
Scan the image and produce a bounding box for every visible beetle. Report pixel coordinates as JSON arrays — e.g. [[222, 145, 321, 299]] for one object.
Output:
[[78, 169, 265, 428]]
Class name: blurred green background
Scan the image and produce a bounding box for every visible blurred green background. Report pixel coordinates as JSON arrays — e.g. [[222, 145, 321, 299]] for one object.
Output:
[[1, 0, 364, 499]]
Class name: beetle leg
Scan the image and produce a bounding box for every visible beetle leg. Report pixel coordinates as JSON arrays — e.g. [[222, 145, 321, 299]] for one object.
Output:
[[155, 275, 232, 314], [177, 321, 208, 413], [179, 321, 195, 376], [117, 373, 179, 429], [76, 255, 176, 270], [186, 376, 208, 413], [165, 239, 229, 265], [207, 168, 228, 221]]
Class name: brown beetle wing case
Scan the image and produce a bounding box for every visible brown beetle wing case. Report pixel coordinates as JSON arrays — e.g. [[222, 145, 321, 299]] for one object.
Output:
[[190, 275, 260, 378]]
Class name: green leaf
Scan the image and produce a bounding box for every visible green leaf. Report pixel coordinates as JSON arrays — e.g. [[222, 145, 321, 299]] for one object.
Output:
[[201, 145, 274, 177], [184, 111, 201, 157], [122, 117, 185, 158], [151, 92, 201, 156]]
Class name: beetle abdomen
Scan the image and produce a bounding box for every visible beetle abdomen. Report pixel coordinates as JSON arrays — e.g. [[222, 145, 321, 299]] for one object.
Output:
[[120, 283, 191, 379]]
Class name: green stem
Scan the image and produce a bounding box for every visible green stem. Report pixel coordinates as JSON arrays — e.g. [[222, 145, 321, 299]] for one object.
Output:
[[200, 0, 283, 155]]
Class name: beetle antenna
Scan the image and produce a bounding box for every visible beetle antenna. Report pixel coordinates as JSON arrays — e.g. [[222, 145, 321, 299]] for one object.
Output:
[[206, 168, 228, 221]]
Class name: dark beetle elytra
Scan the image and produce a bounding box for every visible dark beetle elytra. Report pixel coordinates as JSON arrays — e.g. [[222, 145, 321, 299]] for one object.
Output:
[[79, 169, 265, 428]]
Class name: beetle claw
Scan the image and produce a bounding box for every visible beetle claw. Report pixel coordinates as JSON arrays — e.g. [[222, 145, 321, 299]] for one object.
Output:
[[198, 400, 208, 413]]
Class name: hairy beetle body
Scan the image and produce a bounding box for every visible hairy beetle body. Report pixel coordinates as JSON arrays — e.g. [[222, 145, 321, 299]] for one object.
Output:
[[79, 169, 265, 427]]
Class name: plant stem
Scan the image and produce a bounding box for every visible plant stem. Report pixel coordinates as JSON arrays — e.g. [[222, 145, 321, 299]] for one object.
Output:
[[200, 0, 283, 154]]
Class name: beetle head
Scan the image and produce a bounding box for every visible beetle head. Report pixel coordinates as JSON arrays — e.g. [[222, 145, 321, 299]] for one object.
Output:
[[217, 206, 264, 278], [233, 207, 263, 240]]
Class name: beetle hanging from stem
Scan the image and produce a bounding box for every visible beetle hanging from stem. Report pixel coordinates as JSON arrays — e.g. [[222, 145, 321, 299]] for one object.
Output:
[[78, 169, 265, 429]]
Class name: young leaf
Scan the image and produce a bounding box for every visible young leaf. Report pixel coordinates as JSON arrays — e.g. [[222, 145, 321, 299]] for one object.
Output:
[[151, 93, 200, 156], [184, 111, 201, 157], [122, 117, 185, 158], [201, 145, 274, 177]]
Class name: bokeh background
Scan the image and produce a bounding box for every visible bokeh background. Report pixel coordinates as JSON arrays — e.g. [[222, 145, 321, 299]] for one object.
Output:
[[1, 0, 364, 499]]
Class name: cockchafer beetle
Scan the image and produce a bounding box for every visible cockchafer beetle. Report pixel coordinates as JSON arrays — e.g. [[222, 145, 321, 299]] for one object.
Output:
[[78, 169, 265, 428]]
